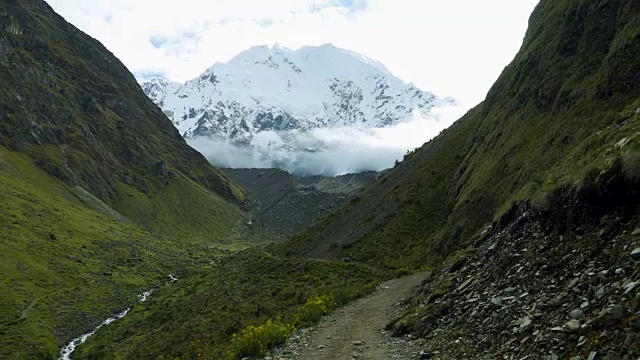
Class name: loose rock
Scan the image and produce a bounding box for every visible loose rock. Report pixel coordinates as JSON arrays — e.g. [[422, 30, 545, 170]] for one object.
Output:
[[593, 305, 625, 327], [570, 309, 584, 320], [563, 319, 581, 333]]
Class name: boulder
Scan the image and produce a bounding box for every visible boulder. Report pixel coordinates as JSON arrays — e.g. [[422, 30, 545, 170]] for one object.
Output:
[[593, 305, 625, 327], [570, 309, 585, 320]]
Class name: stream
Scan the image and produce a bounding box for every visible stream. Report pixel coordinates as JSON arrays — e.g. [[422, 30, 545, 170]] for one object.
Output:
[[58, 274, 178, 360]]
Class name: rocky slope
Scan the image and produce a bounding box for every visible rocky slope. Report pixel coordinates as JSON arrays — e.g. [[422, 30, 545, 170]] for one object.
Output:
[[282, 0, 640, 269], [388, 165, 640, 359], [142, 44, 454, 143], [224, 168, 380, 236]]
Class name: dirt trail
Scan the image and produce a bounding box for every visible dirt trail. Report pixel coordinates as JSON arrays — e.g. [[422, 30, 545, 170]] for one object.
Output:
[[278, 272, 430, 360]]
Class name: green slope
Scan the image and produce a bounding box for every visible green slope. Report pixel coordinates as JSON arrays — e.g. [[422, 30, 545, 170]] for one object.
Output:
[[0, 146, 192, 358], [0, 1, 252, 358], [0, 146, 379, 359], [0, 0, 244, 241], [74, 249, 382, 359], [283, 0, 640, 268]]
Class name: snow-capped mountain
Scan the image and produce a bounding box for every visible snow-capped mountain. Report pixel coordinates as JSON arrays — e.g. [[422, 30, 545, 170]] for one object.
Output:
[[142, 43, 454, 144]]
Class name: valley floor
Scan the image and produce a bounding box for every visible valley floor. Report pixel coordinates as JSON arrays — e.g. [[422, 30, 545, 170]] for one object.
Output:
[[272, 272, 431, 360]]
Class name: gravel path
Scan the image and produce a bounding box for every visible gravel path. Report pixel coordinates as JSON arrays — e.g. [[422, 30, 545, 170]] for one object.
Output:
[[271, 272, 431, 360]]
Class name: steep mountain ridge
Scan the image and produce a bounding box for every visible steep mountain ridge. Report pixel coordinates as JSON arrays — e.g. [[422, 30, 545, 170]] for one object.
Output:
[[282, 0, 640, 268], [0, 1, 249, 358], [142, 44, 454, 143], [0, 0, 244, 240]]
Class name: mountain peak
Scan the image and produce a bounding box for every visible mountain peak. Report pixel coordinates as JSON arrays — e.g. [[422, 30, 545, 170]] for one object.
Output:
[[271, 43, 289, 52], [145, 44, 452, 135], [142, 44, 454, 172], [319, 42, 338, 49]]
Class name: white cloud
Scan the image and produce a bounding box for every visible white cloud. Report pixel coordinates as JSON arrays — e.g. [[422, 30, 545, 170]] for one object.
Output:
[[45, 0, 539, 109], [44, 0, 538, 175], [187, 109, 458, 176]]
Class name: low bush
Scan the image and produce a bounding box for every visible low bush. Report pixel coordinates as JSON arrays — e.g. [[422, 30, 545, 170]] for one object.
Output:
[[296, 294, 337, 325], [229, 319, 294, 359], [228, 294, 338, 359]]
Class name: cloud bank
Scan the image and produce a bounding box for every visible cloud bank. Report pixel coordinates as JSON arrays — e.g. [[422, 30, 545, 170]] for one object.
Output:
[[45, 0, 539, 109], [188, 107, 462, 176], [44, 0, 538, 176]]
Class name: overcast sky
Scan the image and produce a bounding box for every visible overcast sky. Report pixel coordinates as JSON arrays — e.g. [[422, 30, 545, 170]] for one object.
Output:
[[45, 0, 539, 110]]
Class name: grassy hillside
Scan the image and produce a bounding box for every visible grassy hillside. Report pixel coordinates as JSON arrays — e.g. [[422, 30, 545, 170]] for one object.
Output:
[[0, 146, 229, 359], [283, 0, 640, 269], [73, 249, 383, 359], [0, 145, 381, 359], [0, 1, 252, 358], [0, 0, 244, 240]]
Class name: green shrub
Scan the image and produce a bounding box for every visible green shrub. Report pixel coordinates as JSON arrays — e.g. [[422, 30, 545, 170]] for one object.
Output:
[[228, 319, 294, 359], [295, 294, 337, 325], [228, 294, 338, 359], [334, 286, 363, 306], [622, 152, 640, 181]]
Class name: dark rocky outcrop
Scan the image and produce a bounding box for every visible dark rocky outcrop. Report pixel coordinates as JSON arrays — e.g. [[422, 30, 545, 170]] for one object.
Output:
[[224, 168, 379, 236]]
